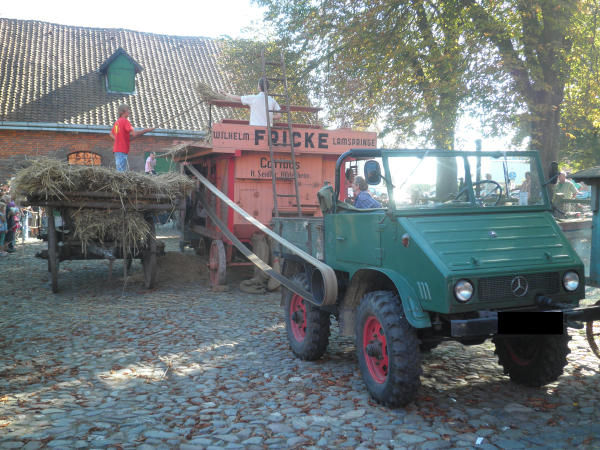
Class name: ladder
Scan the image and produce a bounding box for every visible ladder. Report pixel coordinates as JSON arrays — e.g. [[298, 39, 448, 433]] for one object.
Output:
[[260, 48, 302, 218]]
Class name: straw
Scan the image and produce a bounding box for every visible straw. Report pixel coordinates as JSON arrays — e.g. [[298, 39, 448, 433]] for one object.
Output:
[[195, 82, 230, 102], [12, 157, 192, 253]]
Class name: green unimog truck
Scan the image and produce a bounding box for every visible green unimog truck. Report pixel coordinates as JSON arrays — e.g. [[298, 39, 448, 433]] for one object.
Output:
[[274, 148, 600, 407]]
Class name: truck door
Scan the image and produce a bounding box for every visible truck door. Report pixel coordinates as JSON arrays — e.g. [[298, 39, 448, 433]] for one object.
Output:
[[327, 213, 383, 267]]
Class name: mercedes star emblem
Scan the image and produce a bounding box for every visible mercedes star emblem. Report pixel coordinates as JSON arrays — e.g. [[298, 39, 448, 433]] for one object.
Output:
[[511, 276, 528, 297]]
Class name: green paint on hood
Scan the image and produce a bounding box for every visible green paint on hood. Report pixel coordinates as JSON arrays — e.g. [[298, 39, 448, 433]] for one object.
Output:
[[402, 212, 581, 273]]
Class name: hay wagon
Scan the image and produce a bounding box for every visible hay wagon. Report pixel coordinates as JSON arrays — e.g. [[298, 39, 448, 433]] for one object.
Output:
[[13, 158, 191, 293], [23, 192, 178, 293]]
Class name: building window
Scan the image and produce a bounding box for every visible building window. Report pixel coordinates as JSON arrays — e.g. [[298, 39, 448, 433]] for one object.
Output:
[[68, 152, 102, 166]]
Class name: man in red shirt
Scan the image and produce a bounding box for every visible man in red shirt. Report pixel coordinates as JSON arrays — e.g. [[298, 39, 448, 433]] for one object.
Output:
[[110, 104, 155, 171]]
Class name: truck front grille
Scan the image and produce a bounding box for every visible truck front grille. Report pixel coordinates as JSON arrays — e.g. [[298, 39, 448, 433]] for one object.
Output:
[[478, 272, 560, 301]]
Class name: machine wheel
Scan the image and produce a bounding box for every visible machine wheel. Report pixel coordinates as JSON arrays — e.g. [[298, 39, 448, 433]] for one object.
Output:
[[142, 220, 157, 289], [209, 239, 226, 286], [283, 273, 330, 360], [356, 291, 421, 407], [47, 210, 59, 293], [493, 333, 571, 386], [124, 255, 133, 273], [586, 300, 600, 359]]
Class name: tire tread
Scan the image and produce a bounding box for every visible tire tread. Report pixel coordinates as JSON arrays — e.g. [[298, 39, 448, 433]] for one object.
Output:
[[356, 290, 421, 407]]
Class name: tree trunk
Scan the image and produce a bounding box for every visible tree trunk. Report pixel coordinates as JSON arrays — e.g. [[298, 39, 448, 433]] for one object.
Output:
[[528, 90, 563, 179], [432, 119, 458, 201]]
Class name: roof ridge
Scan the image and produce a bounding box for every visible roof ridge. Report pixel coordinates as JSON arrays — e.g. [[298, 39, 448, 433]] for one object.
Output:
[[0, 17, 220, 40]]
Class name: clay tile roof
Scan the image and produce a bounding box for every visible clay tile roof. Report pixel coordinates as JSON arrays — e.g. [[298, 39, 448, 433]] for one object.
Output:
[[0, 18, 237, 131]]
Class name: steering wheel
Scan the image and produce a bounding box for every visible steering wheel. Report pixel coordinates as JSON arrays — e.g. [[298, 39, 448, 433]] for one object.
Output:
[[455, 180, 503, 206]]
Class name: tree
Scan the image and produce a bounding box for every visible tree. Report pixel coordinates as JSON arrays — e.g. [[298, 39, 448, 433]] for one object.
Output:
[[255, 0, 498, 151], [460, 0, 579, 173], [255, 0, 514, 198], [559, 1, 600, 170], [218, 38, 318, 124]]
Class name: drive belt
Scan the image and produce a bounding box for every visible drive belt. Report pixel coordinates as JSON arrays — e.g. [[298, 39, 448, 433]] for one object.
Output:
[[184, 163, 338, 306]]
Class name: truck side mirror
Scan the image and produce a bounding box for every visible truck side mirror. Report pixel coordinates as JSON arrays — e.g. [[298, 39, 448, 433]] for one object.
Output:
[[364, 160, 382, 185], [548, 162, 559, 185]]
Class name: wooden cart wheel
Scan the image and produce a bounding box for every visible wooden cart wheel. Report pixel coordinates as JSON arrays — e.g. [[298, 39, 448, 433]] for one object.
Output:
[[142, 220, 157, 289], [47, 209, 59, 293], [125, 255, 133, 273], [209, 239, 226, 287], [586, 300, 600, 359]]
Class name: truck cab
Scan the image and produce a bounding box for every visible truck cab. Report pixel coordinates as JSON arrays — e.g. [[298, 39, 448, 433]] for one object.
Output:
[[277, 148, 595, 407]]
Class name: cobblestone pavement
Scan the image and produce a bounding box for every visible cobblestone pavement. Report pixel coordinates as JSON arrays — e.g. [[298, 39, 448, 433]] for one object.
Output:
[[1, 235, 599, 449]]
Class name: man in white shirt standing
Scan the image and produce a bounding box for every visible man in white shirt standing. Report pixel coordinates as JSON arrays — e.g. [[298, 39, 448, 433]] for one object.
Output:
[[221, 78, 281, 126]]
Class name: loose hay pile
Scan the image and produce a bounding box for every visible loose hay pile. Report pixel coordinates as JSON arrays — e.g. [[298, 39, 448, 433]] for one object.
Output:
[[13, 158, 192, 204], [195, 82, 230, 102], [13, 158, 192, 252], [70, 208, 151, 253]]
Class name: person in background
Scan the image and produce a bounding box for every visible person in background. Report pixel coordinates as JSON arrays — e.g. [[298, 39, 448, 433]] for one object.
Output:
[[481, 173, 495, 196], [353, 176, 382, 209], [5, 201, 16, 253], [520, 172, 531, 195], [145, 152, 157, 175], [0, 198, 7, 256], [110, 104, 156, 172], [553, 171, 578, 217], [21, 205, 32, 240], [220, 78, 281, 126]]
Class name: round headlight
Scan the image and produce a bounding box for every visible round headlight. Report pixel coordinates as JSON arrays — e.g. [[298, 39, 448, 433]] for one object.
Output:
[[454, 279, 474, 302], [563, 271, 579, 292]]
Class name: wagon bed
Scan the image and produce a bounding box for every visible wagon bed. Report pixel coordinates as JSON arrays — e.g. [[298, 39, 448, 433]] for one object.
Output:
[[23, 192, 181, 293]]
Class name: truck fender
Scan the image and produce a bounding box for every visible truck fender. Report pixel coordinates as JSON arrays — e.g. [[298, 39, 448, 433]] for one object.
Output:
[[378, 269, 432, 329], [339, 269, 431, 334]]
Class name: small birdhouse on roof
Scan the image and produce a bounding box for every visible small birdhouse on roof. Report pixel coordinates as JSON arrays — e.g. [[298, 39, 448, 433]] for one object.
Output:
[[99, 47, 143, 94]]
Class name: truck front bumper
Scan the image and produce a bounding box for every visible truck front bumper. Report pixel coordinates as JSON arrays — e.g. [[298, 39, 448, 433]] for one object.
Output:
[[450, 305, 600, 338]]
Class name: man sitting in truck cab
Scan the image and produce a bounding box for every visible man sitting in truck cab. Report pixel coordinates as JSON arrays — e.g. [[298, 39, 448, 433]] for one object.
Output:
[[352, 176, 382, 208]]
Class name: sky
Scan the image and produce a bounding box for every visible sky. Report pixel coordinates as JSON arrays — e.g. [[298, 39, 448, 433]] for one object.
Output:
[[0, 0, 267, 38]]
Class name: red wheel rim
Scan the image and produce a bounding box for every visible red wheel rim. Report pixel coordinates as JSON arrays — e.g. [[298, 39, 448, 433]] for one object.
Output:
[[505, 339, 538, 366], [290, 294, 307, 342], [363, 315, 388, 384]]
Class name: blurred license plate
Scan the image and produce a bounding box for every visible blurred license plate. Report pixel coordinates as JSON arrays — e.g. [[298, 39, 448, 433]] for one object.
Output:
[[498, 311, 563, 335]]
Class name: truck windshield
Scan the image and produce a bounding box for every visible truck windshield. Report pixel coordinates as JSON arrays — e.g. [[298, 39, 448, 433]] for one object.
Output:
[[384, 153, 547, 210]]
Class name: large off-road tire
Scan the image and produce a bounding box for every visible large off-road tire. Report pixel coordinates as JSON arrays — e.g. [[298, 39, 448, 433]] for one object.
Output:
[[493, 333, 571, 387], [283, 273, 331, 360], [356, 291, 421, 407]]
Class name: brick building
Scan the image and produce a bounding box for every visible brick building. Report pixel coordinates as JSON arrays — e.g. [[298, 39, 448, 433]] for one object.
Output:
[[0, 18, 237, 183]]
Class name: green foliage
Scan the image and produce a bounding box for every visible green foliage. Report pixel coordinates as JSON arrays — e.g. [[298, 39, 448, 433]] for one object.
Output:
[[460, 0, 580, 170], [559, 0, 600, 169], [218, 38, 318, 124], [236, 0, 600, 171], [254, 0, 500, 149]]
